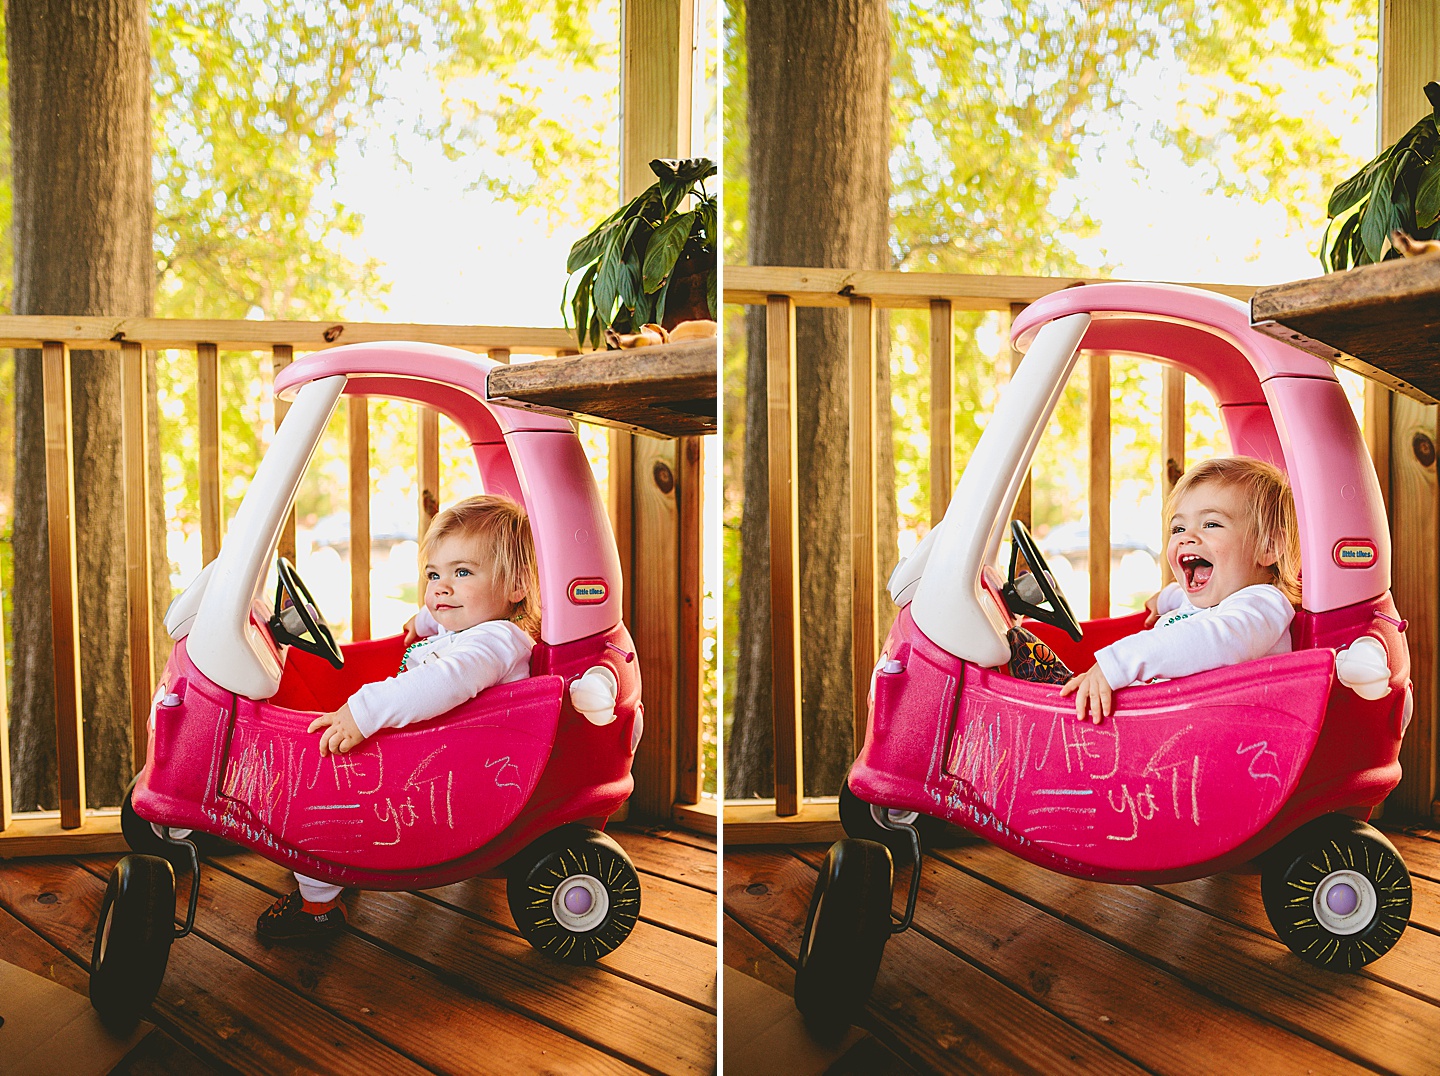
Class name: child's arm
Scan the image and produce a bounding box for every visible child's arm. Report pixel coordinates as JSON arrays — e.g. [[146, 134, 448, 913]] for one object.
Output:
[[308, 705, 365, 756], [402, 606, 441, 645], [1059, 665, 1112, 724], [1094, 585, 1293, 692], [346, 622, 533, 739], [1144, 582, 1184, 627]]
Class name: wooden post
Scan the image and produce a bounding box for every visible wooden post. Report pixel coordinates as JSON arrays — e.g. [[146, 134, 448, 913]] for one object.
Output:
[[1381, 0, 1440, 819], [1009, 302, 1033, 529], [618, 0, 696, 820], [272, 344, 297, 564], [42, 342, 86, 828], [0, 622, 9, 832], [768, 295, 803, 816], [929, 299, 954, 528], [121, 341, 155, 776], [487, 347, 511, 365], [1088, 354, 1111, 619], [676, 435, 703, 804], [198, 342, 222, 564], [1160, 367, 1186, 586], [851, 297, 878, 753], [349, 396, 371, 641]]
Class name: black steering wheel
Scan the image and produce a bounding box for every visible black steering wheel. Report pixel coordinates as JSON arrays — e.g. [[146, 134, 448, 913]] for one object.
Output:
[[1001, 520, 1083, 642], [268, 557, 344, 669]]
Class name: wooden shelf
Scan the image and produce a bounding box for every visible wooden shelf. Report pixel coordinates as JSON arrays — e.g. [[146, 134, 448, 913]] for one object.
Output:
[[486, 336, 717, 438], [1250, 251, 1440, 403]]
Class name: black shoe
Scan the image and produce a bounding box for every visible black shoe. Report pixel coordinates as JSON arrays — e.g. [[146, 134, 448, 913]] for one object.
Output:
[[256, 890, 346, 942]]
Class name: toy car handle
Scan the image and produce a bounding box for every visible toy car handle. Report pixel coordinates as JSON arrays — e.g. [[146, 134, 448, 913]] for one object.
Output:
[[269, 557, 345, 669], [1002, 520, 1084, 642]]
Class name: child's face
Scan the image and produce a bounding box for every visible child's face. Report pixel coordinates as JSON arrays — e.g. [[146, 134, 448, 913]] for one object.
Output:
[[1166, 480, 1277, 609], [423, 532, 524, 633]]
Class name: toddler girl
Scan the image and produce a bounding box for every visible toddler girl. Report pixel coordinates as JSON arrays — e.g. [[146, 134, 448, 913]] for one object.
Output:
[[1060, 456, 1300, 724], [257, 494, 540, 941]]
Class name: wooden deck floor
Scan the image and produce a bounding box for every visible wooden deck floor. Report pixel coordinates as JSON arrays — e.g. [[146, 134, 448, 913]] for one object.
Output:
[[725, 825, 1440, 1075], [0, 824, 716, 1075]]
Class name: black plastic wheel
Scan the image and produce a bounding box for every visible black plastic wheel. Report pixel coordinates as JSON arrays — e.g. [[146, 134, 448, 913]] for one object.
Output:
[[838, 778, 946, 866], [1261, 814, 1411, 971], [507, 825, 642, 964], [90, 854, 176, 1031], [794, 838, 893, 1041]]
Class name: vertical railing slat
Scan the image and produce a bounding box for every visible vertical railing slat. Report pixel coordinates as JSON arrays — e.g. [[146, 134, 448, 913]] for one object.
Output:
[[676, 435, 703, 804], [929, 299, 953, 527], [1009, 302, 1033, 529], [1088, 353, 1111, 619], [121, 341, 154, 776], [42, 341, 86, 828], [767, 295, 803, 815], [418, 407, 440, 542], [1160, 366, 1186, 586], [850, 297, 878, 754], [197, 343, 222, 565], [272, 344, 297, 564], [349, 396, 371, 641], [487, 347, 511, 365], [609, 431, 635, 628], [0, 624, 9, 832]]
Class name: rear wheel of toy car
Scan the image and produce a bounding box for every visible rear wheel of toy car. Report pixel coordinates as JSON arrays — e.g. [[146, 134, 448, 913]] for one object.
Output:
[[507, 825, 642, 964], [793, 838, 893, 1041], [839, 776, 945, 866], [1261, 814, 1411, 971], [90, 854, 175, 1031]]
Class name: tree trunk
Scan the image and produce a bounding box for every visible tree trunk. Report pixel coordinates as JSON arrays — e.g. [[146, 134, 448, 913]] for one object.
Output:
[[727, 0, 894, 798], [8, 0, 156, 810]]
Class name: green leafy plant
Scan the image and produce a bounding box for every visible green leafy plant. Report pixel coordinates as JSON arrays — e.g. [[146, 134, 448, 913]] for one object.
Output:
[[1322, 82, 1440, 271], [563, 157, 717, 348]]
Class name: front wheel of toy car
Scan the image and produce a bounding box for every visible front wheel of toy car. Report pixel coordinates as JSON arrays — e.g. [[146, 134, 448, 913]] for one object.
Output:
[[90, 854, 175, 1031], [839, 777, 946, 866], [794, 838, 893, 1041], [1261, 814, 1411, 971], [507, 825, 642, 964]]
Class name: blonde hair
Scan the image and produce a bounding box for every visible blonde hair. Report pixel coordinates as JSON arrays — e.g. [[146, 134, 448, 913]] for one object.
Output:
[[420, 495, 540, 638], [1166, 456, 1301, 605]]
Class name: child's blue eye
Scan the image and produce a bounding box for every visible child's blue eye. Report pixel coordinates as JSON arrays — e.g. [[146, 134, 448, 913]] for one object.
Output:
[[426, 571, 439, 580], [1203, 520, 1221, 529], [456, 568, 471, 577]]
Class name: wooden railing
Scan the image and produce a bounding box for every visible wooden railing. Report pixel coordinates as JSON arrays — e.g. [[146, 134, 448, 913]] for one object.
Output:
[[722, 266, 1260, 841], [0, 316, 707, 854]]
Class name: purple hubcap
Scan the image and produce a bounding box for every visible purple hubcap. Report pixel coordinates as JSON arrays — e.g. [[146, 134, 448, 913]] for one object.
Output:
[[564, 886, 594, 914], [1326, 882, 1359, 916]]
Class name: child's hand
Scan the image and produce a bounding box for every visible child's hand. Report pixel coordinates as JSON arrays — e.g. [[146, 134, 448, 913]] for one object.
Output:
[[308, 705, 365, 756], [1059, 665, 1113, 724], [1144, 591, 1161, 628], [402, 614, 420, 645]]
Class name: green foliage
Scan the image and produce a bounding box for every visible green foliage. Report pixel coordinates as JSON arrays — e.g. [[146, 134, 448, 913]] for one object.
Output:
[[427, 0, 620, 231], [1322, 82, 1440, 271], [563, 158, 717, 347]]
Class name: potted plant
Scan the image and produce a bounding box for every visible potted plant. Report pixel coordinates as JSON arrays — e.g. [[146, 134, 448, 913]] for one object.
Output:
[[563, 157, 716, 348], [1322, 82, 1439, 271]]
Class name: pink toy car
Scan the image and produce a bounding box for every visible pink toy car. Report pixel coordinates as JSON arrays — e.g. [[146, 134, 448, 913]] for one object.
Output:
[[91, 342, 643, 1030], [795, 283, 1414, 1038]]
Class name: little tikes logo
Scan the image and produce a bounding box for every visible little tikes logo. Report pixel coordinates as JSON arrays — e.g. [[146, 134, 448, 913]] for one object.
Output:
[[1333, 539, 1377, 568], [568, 578, 608, 604]]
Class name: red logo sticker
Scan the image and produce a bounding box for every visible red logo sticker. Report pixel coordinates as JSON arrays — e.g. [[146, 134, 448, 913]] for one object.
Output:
[[568, 578, 608, 604], [1332, 539, 1377, 568]]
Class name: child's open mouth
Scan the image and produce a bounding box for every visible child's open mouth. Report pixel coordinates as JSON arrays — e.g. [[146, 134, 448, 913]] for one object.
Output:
[[1180, 552, 1213, 592]]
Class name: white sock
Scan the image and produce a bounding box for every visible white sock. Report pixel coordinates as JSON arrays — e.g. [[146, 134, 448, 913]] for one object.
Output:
[[294, 872, 343, 905]]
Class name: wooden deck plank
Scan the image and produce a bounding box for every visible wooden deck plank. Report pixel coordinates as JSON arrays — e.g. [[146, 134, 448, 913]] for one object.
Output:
[[619, 829, 718, 892], [74, 856, 643, 1076], [421, 877, 717, 1005], [0, 858, 431, 1076], [211, 849, 716, 1075], [1154, 867, 1440, 1004], [788, 848, 1369, 1076], [722, 912, 795, 995], [723, 847, 1151, 1075], [933, 842, 1440, 1075]]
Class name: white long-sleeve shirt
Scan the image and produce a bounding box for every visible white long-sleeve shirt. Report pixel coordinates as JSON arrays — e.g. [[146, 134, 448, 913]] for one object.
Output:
[[347, 606, 534, 738], [1094, 582, 1294, 691]]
